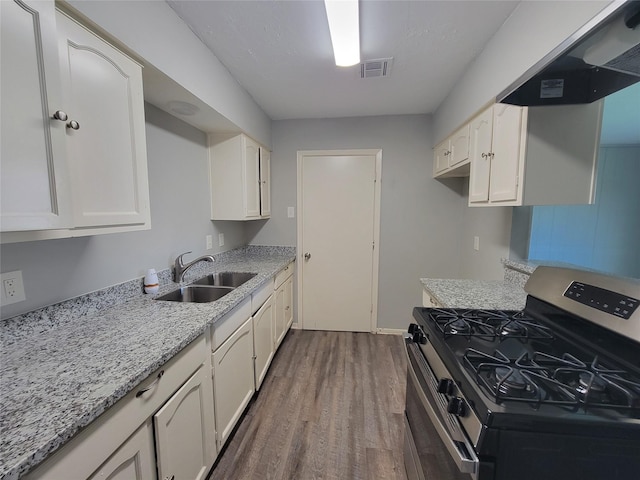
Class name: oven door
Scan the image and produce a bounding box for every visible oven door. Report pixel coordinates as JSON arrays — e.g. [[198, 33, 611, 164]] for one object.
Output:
[[404, 339, 479, 480]]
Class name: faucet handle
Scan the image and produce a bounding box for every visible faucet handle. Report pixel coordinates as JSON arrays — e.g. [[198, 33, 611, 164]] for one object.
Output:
[[176, 251, 192, 266]]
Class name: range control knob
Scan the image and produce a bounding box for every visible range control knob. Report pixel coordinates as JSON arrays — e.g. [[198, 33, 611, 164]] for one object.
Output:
[[408, 323, 419, 334], [413, 329, 427, 345], [447, 397, 467, 417], [437, 378, 455, 395]]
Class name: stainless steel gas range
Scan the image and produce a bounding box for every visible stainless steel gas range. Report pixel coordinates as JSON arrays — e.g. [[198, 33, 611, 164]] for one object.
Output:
[[404, 266, 640, 480]]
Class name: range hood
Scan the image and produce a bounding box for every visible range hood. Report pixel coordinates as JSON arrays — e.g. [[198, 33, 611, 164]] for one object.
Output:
[[499, 1, 640, 106]]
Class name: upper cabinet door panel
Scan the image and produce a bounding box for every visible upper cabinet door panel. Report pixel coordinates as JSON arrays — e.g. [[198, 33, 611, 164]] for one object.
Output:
[[489, 104, 523, 203], [259, 147, 271, 217], [244, 136, 261, 218], [468, 108, 493, 203], [57, 12, 149, 228], [0, 0, 71, 231], [449, 124, 470, 167]]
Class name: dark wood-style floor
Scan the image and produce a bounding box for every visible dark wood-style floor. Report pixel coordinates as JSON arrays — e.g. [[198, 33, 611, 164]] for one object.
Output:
[[208, 329, 408, 480]]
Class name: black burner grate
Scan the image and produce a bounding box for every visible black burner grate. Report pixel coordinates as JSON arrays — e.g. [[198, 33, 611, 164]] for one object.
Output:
[[427, 309, 554, 342], [464, 348, 640, 411]]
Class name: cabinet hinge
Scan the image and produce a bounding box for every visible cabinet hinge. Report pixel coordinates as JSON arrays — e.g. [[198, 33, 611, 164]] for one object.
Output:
[[372, 241, 375, 250], [211, 366, 214, 379]]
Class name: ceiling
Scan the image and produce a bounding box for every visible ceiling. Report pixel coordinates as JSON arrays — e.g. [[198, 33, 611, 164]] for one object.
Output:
[[166, 0, 520, 121]]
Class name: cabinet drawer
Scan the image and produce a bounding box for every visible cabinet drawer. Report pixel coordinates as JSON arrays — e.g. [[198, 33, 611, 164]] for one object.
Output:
[[274, 262, 294, 289], [26, 335, 207, 480], [211, 296, 251, 351], [251, 278, 274, 314]]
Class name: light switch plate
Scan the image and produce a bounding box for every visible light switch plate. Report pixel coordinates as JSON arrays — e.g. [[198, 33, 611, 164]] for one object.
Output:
[[287, 207, 295, 218], [218, 233, 225, 247], [474, 236, 480, 251], [206, 235, 213, 250], [1, 270, 26, 305]]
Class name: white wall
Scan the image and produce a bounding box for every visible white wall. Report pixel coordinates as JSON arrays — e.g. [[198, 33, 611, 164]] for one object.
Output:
[[66, 0, 272, 147], [434, 0, 612, 143], [0, 104, 246, 319], [247, 115, 468, 329]]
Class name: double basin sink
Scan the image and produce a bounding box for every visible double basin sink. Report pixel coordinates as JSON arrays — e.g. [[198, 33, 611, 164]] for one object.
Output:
[[155, 271, 257, 303]]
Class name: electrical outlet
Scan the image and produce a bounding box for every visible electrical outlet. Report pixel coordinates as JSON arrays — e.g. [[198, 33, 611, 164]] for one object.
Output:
[[218, 233, 225, 247], [287, 206, 295, 218], [1, 271, 26, 305], [206, 235, 213, 250]]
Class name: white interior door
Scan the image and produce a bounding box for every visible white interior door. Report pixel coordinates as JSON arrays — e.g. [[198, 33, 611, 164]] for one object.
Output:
[[298, 150, 381, 332]]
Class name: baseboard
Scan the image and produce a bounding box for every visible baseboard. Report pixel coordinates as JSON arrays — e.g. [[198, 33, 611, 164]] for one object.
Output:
[[376, 328, 405, 335]]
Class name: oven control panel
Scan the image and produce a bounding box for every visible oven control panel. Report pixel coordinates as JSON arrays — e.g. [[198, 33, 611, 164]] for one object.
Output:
[[564, 281, 639, 319]]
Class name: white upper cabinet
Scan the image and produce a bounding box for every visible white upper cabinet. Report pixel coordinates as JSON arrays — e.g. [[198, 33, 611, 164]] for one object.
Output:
[[468, 101, 603, 207], [209, 133, 271, 221], [56, 11, 150, 229], [1, 5, 150, 240], [433, 124, 470, 178], [0, 0, 71, 232], [259, 146, 271, 218]]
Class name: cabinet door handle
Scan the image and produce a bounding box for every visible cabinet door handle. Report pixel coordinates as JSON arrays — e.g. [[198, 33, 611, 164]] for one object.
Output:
[[136, 370, 164, 397], [481, 152, 488, 158], [52, 110, 68, 121], [66, 120, 80, 130], [304, 252, 311, 260]]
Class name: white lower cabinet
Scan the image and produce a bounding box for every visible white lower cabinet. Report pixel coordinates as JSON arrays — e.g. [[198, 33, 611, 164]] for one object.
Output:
[[274, 263, 294, 349], [212, 317, 255, 448], [253, 295, 274, 390], [154, 365, 216, 480], [88, 421, 156, 480], [24, 335, 210, 480]]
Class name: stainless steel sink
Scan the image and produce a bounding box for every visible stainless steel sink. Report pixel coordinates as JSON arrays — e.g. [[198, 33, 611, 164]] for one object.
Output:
[[155, 286, 234, 303], [190, 271, 257, 288]]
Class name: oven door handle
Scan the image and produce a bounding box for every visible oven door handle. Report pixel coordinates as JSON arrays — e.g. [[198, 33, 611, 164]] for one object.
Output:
[[407, 343, 479, 478]]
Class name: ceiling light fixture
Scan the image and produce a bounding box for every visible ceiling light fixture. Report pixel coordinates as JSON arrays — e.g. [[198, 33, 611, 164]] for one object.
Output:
[[324, 0, 360, 67]]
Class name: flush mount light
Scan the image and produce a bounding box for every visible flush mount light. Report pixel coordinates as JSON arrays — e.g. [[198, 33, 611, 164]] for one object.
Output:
[[324, 0, 360, 67], [167, 100, 199, 116]]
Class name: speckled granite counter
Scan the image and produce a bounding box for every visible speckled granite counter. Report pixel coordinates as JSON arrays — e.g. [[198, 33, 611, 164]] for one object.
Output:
[[420, 278, 527, 310], [0, 246, 295, 480]]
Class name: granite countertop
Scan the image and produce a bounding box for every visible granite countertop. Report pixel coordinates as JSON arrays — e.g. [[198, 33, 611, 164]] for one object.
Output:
[[0, 246, 295, 480], [420, 278, 527, 310]]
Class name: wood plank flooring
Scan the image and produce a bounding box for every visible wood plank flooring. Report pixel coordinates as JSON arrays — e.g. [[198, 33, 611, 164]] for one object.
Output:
[[208, 330, 408, 480]]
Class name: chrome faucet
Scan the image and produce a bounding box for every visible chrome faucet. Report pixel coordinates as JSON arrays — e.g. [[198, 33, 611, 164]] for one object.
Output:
[[174, 251, 215, 283]]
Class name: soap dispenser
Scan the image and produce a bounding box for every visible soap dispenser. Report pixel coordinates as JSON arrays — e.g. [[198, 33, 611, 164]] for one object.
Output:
[[144, 268, 159, 294]]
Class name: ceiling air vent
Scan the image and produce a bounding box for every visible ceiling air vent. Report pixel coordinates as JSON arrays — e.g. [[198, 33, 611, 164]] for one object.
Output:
[[360, 57, 393, 79]]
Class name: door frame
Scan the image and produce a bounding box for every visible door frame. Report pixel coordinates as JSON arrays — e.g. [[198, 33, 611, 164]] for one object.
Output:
[[296, 149, 382, 333]]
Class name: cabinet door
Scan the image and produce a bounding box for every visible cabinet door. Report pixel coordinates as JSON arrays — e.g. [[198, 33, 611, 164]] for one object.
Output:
[[154, 365, 216, 480], [274, 273, 293, 348], [433, 140, 450, 175], [244, 136, 261, 218], [57, 12, 150, 228], [0, 0, 71, 232], [489, 104, 524, 203], [88, 421, 156, 480], [449, 124, 470, 167], [212, 317, 255, 447], [468, 108, 493, 204], [253, 295, 274, 390], [284, 275, 294, 330], [259, 147, 271, 217], [275, 281, 286, 349]]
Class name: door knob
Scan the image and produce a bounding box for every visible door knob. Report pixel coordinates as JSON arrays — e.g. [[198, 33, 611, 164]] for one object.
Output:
[[304, 252, 311, 260]]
